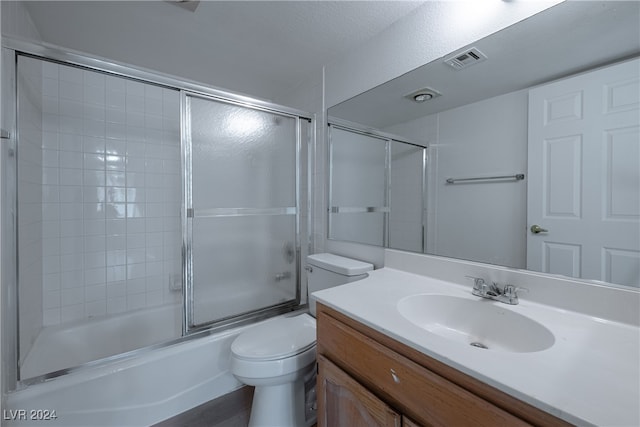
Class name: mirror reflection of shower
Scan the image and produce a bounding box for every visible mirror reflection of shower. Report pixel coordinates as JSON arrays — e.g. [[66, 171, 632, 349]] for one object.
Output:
[[328, 122, 426, 253]]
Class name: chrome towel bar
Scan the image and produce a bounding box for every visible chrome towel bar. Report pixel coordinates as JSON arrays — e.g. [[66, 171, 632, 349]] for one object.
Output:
[[446, 173, 525, 184], [330, 206, 390, 214]]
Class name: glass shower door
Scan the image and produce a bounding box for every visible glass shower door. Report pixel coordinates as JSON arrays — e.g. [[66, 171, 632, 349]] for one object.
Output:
[[328, 126, 388, 246], [328, 124, 426, 251], [389, 141, 426, 253], [185, 94, 299, 329], [14, 54, 184, 380]]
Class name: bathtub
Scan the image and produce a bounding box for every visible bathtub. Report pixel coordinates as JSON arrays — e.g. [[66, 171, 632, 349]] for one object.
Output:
[[21, 304, 183, 379], [5, 310, 300, 426]]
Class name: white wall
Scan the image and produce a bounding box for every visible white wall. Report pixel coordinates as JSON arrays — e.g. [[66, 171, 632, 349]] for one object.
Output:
[[386, 89, 529, 269], [1, 2, 41, 42], [435, 90, 528, 268]]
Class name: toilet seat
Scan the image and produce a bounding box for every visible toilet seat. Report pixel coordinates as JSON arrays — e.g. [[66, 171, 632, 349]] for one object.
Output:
[[231, 313, 316, 361], [230, 314, 317, 381], [231, 344, 317, 382]]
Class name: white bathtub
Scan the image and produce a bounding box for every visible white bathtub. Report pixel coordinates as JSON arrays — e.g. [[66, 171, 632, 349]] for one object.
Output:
[[21, 304, 183, 379], [5, 310, 300, 426]]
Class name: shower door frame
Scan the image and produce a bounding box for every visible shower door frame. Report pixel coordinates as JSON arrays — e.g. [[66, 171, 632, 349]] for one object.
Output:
[[1, 37, 313, 389], [182, 91, 307, 334], [1, 45, 19, 395]]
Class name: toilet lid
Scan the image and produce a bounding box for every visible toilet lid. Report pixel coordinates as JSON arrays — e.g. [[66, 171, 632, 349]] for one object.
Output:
[[231, 314, 316, 361]]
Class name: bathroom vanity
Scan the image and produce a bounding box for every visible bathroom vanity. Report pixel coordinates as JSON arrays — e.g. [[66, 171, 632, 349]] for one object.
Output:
[[313, 251, 640, 427], [316, 303, 567, 426]]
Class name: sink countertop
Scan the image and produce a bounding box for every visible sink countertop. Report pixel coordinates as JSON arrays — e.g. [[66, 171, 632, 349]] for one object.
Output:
[[313, 267, 640, 427]]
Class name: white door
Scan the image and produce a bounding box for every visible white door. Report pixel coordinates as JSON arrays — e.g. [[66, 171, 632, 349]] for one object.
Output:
[[527, 58, 640, 287]]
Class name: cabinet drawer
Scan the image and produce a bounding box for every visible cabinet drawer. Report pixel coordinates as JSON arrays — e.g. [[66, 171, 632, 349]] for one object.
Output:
[[318, 312, 531, 427]]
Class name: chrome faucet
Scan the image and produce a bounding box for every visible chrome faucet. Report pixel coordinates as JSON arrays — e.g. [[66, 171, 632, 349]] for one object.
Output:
[[467, 276, 527, 305]]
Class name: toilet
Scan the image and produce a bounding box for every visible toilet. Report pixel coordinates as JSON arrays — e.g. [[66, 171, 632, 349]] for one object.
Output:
[[230, 253, 373, 427]]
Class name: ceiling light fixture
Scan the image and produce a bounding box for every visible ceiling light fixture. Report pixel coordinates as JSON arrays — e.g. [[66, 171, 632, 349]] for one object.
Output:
[[405, 87, 442, 103], [413, 93, 433, 103]]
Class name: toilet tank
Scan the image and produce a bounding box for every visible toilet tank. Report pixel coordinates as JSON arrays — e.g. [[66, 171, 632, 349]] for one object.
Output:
[[306, 253, 373, 317]]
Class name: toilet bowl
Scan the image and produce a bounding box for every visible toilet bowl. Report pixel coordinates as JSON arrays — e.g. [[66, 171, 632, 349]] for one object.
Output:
[[231, 313, 316, 427], [230, 253, 373, 427]]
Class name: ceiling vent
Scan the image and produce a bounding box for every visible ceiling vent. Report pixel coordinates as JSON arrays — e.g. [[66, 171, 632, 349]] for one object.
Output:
[[444, 47, 487, 70]]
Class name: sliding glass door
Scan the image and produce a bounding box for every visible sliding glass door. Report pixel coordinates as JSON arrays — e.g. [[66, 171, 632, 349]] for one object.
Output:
[[185, 94, 300, 329], [329, 126, 388, 246], [328, 124, 426, 252]]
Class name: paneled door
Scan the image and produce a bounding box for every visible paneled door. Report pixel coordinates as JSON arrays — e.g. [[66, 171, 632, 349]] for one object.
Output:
[[527, 58, 639, 287]]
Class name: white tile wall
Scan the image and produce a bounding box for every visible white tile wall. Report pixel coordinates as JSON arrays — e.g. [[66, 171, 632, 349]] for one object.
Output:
[[35, 60, 182, 326]]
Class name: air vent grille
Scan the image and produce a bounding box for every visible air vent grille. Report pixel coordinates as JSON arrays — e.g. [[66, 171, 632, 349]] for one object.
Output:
[[444, 47, 487, 70]]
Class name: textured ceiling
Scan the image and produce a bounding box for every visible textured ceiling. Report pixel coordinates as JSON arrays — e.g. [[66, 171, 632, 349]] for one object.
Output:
[[25, 1, 427, 101]]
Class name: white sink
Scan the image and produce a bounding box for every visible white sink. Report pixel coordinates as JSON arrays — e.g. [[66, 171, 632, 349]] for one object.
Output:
[[397, 294, 555, 353]]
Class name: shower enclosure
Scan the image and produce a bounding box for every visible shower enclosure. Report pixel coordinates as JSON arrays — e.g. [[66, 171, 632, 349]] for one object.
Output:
[[328, 122, 426, 253], [1, 42, 311, 388]]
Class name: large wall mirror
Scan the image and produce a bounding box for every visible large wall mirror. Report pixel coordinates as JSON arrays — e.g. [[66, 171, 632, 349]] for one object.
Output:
[[327, 1, 640, 288]]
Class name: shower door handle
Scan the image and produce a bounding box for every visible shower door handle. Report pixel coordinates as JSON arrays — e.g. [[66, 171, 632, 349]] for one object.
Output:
[[0, 129, 10, 139]]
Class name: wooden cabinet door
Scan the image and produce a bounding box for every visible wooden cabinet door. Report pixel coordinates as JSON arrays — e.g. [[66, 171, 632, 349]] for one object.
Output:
[[318, 311, 532, 427], [403, 416, 424, 427], [317, 355, 401, 427]]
